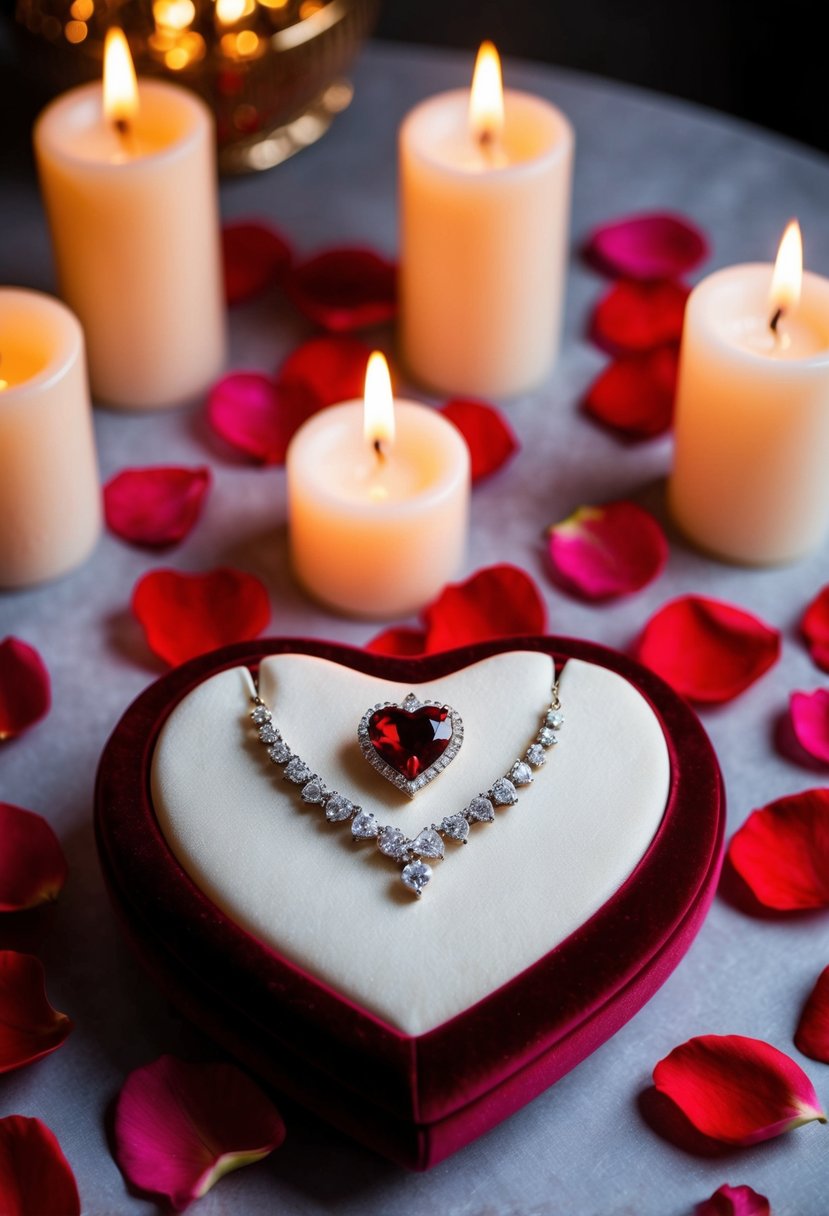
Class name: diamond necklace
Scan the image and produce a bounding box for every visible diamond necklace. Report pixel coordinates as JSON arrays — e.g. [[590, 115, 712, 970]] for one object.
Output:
[[249, 678, 562, 898]]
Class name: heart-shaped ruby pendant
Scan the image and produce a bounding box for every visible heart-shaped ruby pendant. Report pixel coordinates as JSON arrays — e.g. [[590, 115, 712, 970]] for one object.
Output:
[[358, 692, 464, 797]]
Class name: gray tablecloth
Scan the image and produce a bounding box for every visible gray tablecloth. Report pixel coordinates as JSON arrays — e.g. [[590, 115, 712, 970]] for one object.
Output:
[[2, 40, 829, 1216]]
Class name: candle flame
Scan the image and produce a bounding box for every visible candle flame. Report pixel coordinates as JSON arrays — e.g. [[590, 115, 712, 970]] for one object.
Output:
[[363, 352, 395, 450], [103, 28, 139, 127], [469, 41, 504, 145], [770, 219, 803, 320]]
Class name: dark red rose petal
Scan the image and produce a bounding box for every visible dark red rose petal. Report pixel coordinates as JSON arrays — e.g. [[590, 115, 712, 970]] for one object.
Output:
[[695, 1183, 771, 1216], [104, 467, 211, 549], [132, 567, 271, 667], [795, 965, 829, 1063], [789, 690, 829, 765], [653, 1034, 826, 1145], [583, 347, 679, 440], [546, 500, 668, 601], [802, 585, 829, 673], [637, 595, 780, 703], [206, 372, 317, 465], [423, 564, 547, 654], [0, 803, 67, 913], [0, 638, 51, 741], [365, 627, 428, 657], [222, 221, 293, 306], [0, 952, 72, 1074], [275, 335, 372, 409], [585, 212, 709, 280], [114, 1055, 286, 1211], [284, 248, 397, 332], [0, 1116, 80, 1216], [440, 399, 519, 482], [590, 279, 690, 354], [727, 789, 829, 912]]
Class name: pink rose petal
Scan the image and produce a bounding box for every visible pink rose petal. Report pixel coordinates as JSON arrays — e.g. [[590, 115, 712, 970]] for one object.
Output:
[[653, 1034, 826, 1145], [802, 585, 829, 673], [206, 372, 317, 465], [275, 335, 372, 409], [727, 789, 829, 912], [585, 212, 709, 280], [636, 595, 780, 704], [114, 1055, 286, 1211], [222, 220, 293, 306], [0, 952, 72, 1074], [590, 279, 690, 354], [0, 1116, 80, 1216], [0, 638, 51, 741], [789, 690, 829, 765], [695, 1183, 771, 1216], [795, 965, 829, 1063], [284, 247, 397, 332], [440, 399, 519, 482], [546, 500, 668, 600], [104, 467, 211, 549], [0, 803, 67, 913]]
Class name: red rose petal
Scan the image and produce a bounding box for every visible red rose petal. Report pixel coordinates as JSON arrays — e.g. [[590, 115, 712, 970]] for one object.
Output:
[[114, 1055, 286, 1211], [695, 1183, 771, 1216], [0, 952, 72, 1074], [104, 467, 211, 549], [132, 567, 270, 667], [0, 637, 51, 741], [590, 279, 690, 354], [423, 564, 547, 654], [0, 803, 67, 913], [795, 965, 829, 1063], [0, 1116, 80, 1216], [583, 347, 679, 440], [365, 627, 428, 657], [727, 789, 829, 911], [653, 1034, 826, 1146], [585, 212, 709, 280], [440, 399, 519, 483], [802, 585, 829, 673], [284, 247, 397, 332], [206, 372, 317, 465], [222, 220, 293, 306], [637, 595, 780, 704], [275, 335, 371, 409], [789, 690, 829, 765], [546, 500, 668, 601]]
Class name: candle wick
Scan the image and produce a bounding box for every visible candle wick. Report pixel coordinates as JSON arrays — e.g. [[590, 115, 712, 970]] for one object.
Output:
[[373, 438, 386, 463], [769, 306, 784, 336], [113, 117, 133, 150]]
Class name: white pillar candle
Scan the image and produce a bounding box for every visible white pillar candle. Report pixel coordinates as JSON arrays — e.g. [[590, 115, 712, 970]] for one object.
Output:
[[33, 29, 226, 411], [0, 288, 100, 587], [670, 221, 829, 564], [287, 353, 470, 618], [400, 42, 574, 399]]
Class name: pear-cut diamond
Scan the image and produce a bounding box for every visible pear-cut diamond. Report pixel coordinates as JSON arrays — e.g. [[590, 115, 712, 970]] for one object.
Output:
[[377, 826, 410, 860], [466, 796, 495, 823], [510, 761, 533, 787], [301, 779, 325, 804], [401, 860, 432, 896], [351, 810, 379, 840], [259, 724, 279, 744], [546, 710, 564, 729], [537, 727, 558, 747], [441, 814, 470, 843], [284, 757, 312, 784], [491, 777, 518, 806], [251, 705, 271, 725], [525, 744, 546, 768], [268, 740, 291, 764], [412, 828, 445, 860], [325, 793, 355, 821]]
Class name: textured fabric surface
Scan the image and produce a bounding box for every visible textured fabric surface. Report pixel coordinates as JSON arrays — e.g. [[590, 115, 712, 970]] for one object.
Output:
[[2, 41, 829, 1215]]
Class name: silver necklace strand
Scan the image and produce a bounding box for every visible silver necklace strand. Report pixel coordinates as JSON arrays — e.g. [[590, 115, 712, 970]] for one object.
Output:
[[249, 678, 563, 898]]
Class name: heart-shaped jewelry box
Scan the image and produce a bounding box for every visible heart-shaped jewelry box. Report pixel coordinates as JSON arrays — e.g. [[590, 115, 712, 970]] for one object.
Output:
[[95, 636, 724, 1170]]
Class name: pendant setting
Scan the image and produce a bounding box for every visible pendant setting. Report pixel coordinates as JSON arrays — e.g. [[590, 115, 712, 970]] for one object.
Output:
[[357, 692, 464, 798]]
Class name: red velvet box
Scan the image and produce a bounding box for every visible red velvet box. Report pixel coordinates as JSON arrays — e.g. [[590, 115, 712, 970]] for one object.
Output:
[[95, 636, 724, 1170]]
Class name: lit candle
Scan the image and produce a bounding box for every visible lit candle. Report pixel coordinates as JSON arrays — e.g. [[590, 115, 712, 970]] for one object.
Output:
[[0, 288, 100, 588], [399, 42, 574, 398], [669, 220, 829, 564], [286, 352, 470, 618], [33, 28, 226, 410]]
